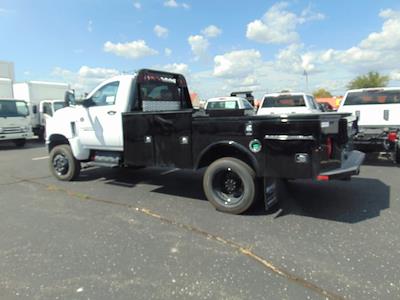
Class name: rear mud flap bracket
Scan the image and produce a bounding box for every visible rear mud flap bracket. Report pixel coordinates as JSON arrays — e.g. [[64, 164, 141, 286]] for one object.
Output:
[[264, 178, 279, 211]]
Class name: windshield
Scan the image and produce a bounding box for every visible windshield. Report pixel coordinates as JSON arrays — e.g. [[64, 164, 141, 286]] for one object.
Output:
[[0, 100, 29, 117], [344, 90, 400, 105], [53, 102, 66, 112], [262, 95, 305, 108], [207, 101, 238, 109]]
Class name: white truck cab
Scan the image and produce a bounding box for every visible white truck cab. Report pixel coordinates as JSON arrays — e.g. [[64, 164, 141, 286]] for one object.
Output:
[[257, 92, 321, 115], [338, 87, 400, 162], [0, 99, 33, 147], [47, 75, 135, 159]]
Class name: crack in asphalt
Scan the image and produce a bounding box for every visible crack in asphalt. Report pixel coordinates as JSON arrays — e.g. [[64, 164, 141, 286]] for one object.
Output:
[[15, 176, 345, 300], [0, 175, 52, 186]]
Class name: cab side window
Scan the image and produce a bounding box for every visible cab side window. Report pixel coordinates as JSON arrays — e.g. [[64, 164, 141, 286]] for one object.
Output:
[[242, 99, 254, 110], [91, 82, 120, 106], [306, 95, 318, 110], [43, 103, 52, 116]]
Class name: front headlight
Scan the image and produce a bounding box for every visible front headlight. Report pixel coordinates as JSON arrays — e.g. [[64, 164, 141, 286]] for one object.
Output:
[[20, 126, 30, 132], [0, 127, 3, 133]]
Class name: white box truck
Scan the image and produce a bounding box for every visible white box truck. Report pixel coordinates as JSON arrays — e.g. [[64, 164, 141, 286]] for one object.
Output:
[[0, 78, 13, 98], [13, 81, 69, 139], [0, 60, 15, 81], [0, 99, 33, 147]]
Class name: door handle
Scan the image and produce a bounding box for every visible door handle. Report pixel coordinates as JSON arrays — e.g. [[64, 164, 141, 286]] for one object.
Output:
[[154, 115, 173, 125], [107, 111, 116, 115]]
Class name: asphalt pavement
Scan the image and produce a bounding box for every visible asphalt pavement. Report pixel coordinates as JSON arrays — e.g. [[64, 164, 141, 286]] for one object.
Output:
[[0, 141, 399, 299]]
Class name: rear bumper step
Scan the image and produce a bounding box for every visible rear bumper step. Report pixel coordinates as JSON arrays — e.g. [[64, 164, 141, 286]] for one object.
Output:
[[318, 150, 365, 180]]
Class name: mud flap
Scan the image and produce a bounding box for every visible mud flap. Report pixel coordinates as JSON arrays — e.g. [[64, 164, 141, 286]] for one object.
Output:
[[264, 177, 279, 211]]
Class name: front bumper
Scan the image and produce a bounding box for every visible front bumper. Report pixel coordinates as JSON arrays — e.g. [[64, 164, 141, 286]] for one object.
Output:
[[0, 132, 34, 141], [318, 150, 365, 179]]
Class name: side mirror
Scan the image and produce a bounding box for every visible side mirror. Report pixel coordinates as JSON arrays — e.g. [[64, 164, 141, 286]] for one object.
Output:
[[64, 90, 76, 107], [33, 105, 37, 114]]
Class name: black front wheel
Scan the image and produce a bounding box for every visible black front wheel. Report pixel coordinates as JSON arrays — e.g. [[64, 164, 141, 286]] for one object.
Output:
[[203, 157, 258, 214], [49, 144, 81, 181]]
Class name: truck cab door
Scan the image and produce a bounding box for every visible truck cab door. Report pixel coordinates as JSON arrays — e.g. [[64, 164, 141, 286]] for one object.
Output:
[[78, 81, 123, 151], [40, 101, 53, 128]]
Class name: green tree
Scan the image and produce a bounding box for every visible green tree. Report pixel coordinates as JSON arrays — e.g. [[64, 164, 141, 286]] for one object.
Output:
[[347, 71, 389, 89], [313, 88, 332, 98]]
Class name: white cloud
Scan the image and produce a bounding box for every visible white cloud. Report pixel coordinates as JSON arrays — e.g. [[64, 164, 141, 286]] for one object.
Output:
[[390, 70, 400, 81], [164, 0, 190, 9], [202, 25, 222, 38], [52, 66, 121, 94], [213, 49, 262, 78], [0, 8, 15, 15], [275, 44, 316, 73], [318, 9, 400, 72], [154, 25, 169, 38], [161, 63, 189, 75], [188, 35, 209, 60], [133, 2, 141, 9], [103, 40, 158, 59], [164, 48, 172, 56], [87, 20, 93, 33], [164, 0, 178, 7], [246, 2, 324, 44]]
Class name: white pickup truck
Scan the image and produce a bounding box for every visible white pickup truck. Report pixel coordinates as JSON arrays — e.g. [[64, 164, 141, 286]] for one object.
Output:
[[257, 92, 321, 115], [0, 99, 33, 147], [338, 87, 400, 163]]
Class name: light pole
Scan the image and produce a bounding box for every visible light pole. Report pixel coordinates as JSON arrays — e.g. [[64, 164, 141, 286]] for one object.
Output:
[[303, 69, 309, 91]]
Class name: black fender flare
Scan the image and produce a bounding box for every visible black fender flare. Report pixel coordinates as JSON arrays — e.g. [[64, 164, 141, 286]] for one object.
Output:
[[195, 141, 260, 175]]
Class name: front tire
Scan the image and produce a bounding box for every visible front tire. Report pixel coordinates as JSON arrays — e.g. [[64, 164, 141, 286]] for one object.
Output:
[[49, 144, 81, 181], [203, 157, 258, 214]]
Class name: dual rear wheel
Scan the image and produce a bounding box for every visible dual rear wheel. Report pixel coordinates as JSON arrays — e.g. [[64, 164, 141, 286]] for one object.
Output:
[[203, 157, 259, 214]]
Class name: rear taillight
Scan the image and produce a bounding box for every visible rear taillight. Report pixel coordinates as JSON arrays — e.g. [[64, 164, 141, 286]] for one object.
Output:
[[326, 137, 333, 158], [317, 175, 329, 181], [388, 132, 397, 143]]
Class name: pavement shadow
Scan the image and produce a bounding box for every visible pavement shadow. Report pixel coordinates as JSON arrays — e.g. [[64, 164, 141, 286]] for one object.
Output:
[[78, 166, 389, 222], [78, 166, 207, 201], [0, 139, 45, 151], [272, 177, 390, 223], [362, 153, 399, 168]]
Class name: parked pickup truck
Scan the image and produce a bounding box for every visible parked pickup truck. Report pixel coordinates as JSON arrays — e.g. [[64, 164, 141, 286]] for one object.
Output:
[[338, 87, 400, 163], [257, 92, 321, 116], [46, 69, 364, 214]]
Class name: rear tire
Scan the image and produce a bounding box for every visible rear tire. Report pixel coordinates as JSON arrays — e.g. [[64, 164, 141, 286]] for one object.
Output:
[[13, 139, 26, 147], [49, 144, 81, 181], [203, 157, 258, 214]]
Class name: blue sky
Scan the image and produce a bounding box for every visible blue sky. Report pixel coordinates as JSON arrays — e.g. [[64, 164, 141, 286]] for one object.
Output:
[[1, 0, 400, 98]]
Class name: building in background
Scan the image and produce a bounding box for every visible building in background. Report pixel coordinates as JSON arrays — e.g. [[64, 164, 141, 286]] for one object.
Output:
[[0, 60, 15, 82]]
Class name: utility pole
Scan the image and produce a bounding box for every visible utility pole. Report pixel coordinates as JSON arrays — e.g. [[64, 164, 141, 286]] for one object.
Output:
[[303, 70, 309, 91]]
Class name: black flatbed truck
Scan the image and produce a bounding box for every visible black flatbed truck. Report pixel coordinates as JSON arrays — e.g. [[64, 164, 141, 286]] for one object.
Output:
[[47, 69, 365, 214]]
